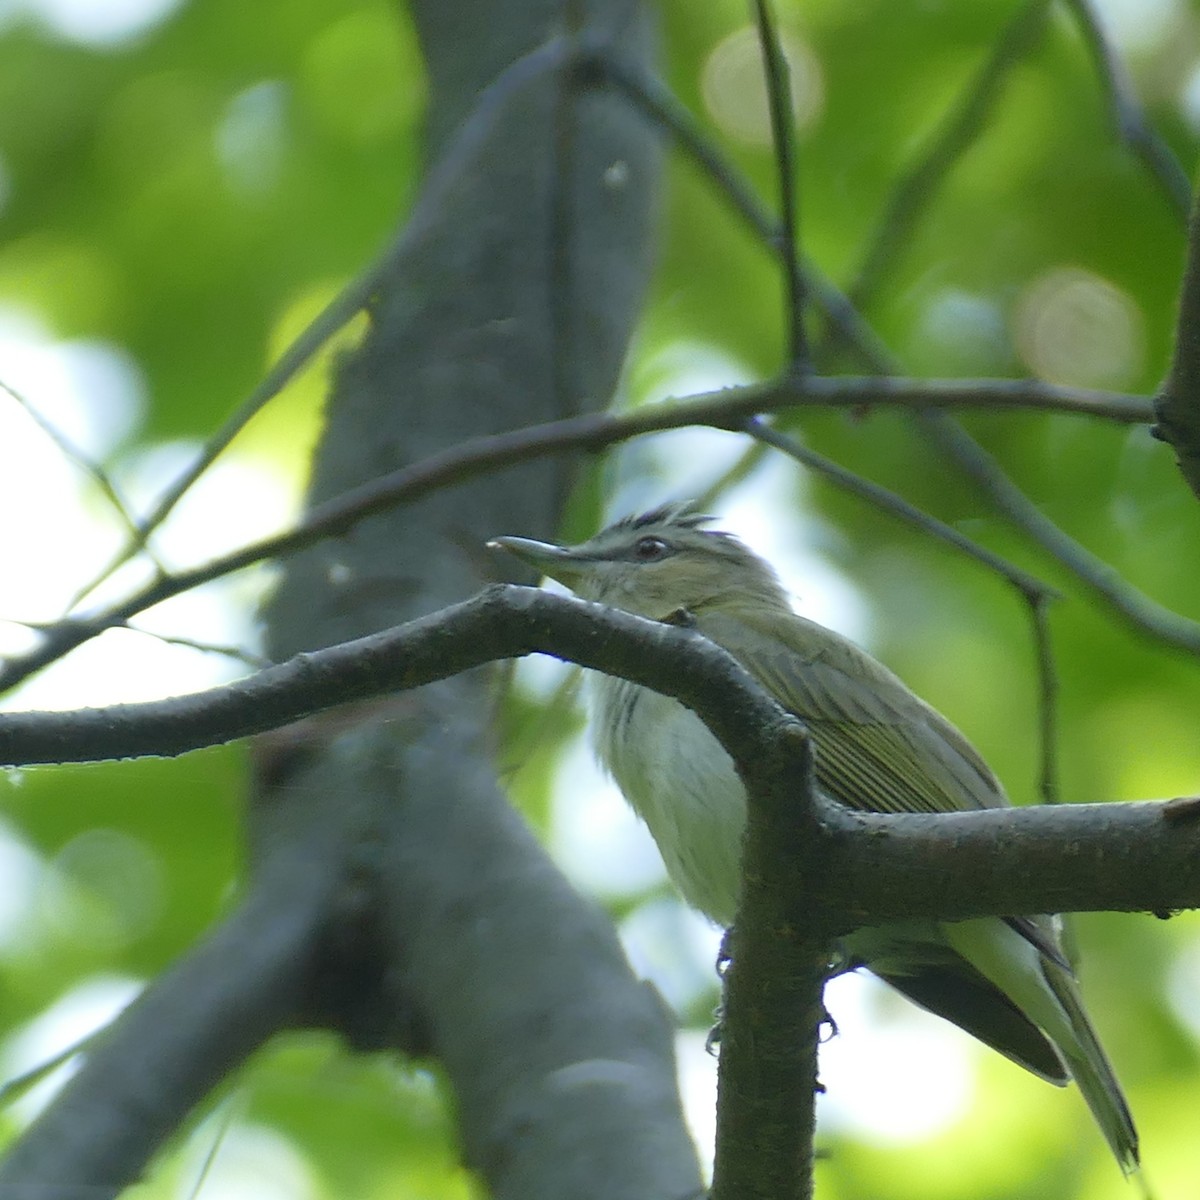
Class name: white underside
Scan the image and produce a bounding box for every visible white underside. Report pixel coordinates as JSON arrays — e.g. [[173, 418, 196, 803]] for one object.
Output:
[[590, 675, 746, 927], [589, 674, 1084, 1046]]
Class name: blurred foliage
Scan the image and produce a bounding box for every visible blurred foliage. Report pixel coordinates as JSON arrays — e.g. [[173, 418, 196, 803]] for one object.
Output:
[[2, 0, 1200, 1196]]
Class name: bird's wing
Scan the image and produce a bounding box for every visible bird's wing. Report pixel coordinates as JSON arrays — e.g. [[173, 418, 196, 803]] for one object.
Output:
[[699, 607, 1072, 966], [697, 608, 1006, 816], [873, 959, 1068, 1084]]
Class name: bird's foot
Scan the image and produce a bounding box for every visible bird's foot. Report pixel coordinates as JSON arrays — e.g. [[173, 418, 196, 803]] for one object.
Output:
[[819, 1006, 839, 1043], [715, 927, 734, 977], [705, 1006, 724, 1057]]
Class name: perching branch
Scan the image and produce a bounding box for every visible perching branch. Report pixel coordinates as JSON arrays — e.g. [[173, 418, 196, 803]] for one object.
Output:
[[742, 417, 1057, 603], [714, 720, 827, 1200], [3, 584, 1196, 921], [744, 416, 1065, 808]]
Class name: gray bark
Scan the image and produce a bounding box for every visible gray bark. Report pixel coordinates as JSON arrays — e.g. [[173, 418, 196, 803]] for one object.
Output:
[[259, 0, 699, 1197]]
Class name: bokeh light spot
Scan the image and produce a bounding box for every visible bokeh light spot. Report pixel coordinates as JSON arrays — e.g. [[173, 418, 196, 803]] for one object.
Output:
[[918, 289, 1008, 374], [1090, 0, 1182, 54], [216, 81, 290, 199], [22, 0, 182, 48], [701, 25, 824, 147], [301, 9, 425, 147], [44, 828, 164, 950], [0, 819, 42, 951], [1013, 266, 1143, 389]]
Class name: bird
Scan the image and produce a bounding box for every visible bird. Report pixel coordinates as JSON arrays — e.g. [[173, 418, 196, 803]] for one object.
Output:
[[488, 503, 1138, 1172]]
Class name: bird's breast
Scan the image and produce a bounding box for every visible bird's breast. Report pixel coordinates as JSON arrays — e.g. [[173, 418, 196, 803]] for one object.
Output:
[[589, 674, 747, 926]]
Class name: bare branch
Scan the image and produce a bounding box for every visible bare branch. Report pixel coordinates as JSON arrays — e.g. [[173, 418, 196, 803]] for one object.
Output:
[[1, 584, 1196, 921], [1157, 194, 1200, 501], [592, 48, 892, 372], [0, 377, 156, 569], [1064, 0, 1192, 221], [745, 418, 1065, 810], [0, 373, 1151, 694], [844, 0, 1052, 315], [751, 0, 807, 368], [69, 34, 573, 609], [743, 417, 1056, 601], [713, 721, 826, 1200], [0, 629, 695, 1196], [1028, 593, 1061, 804], [919, 410, 1200, 654]]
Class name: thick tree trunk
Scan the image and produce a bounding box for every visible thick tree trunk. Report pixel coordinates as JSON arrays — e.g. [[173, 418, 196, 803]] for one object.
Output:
[[259, 0, 698, 1197]]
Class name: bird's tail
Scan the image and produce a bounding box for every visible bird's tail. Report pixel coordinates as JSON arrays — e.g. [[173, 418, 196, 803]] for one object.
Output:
[[1041, 957, 1139, 1176], [943, 917, 1138, 1175]]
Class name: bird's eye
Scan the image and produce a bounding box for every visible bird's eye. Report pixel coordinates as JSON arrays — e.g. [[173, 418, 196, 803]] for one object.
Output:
[[633, 536, 670, 561]]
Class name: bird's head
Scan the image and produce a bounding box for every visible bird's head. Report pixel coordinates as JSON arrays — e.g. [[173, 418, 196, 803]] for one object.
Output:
[[488, 504, 790, 620]]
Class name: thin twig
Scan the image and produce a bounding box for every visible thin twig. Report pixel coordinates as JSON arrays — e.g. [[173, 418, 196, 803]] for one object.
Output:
[[747, 416, 1071, 810], [1063, 0, 1192, 222], [124, 628, 272, 670], [843, 0, 1053, 317], [596, 52, 772, 243], [743, 417, 1056, 602], [750, 0, 807, 369], [918, 409, 1200, 654], [0, 1029, 97, 1109], [592, 50, 890, 372], [1028, 594, 1060, 805], [67, 34, 575, 610], [185, 1105, 239, 1200], [0, 374, 1150, 693], [1156, 162, 1200, 501], [0, 378, 159, 566], [695, 441, 769, 512], [490, 26, 1198, 694]]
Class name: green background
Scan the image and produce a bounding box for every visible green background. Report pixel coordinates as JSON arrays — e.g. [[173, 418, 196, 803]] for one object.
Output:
[[1, 0, 1198, 1196]]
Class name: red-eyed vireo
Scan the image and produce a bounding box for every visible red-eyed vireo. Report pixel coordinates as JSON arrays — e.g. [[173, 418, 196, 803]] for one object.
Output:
[[489, 504, 1137, 1172]]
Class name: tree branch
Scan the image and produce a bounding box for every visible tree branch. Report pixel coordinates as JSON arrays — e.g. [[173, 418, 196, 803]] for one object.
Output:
[[1158, 192, 1200, 501], [751, 0, 807, 369], [743, 417, 1057, 602], [713, 721, 828, 1200], [919, 410, 1200, 654], [67, 33, 575, 609], [0, 783, 344, 1194], [843, 0, 1052, 316], [3, 585, 1196, 921], [0, 374, 1151, 695], [1063, 0, 1192, 221], [590, 46, 888, 372]]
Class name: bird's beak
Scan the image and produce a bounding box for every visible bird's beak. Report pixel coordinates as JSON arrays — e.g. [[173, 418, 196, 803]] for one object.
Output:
[[487, 535, 590, 589]]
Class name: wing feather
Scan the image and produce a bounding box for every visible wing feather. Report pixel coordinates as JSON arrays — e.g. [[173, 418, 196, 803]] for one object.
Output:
[[697, 608, 1006, 816]]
